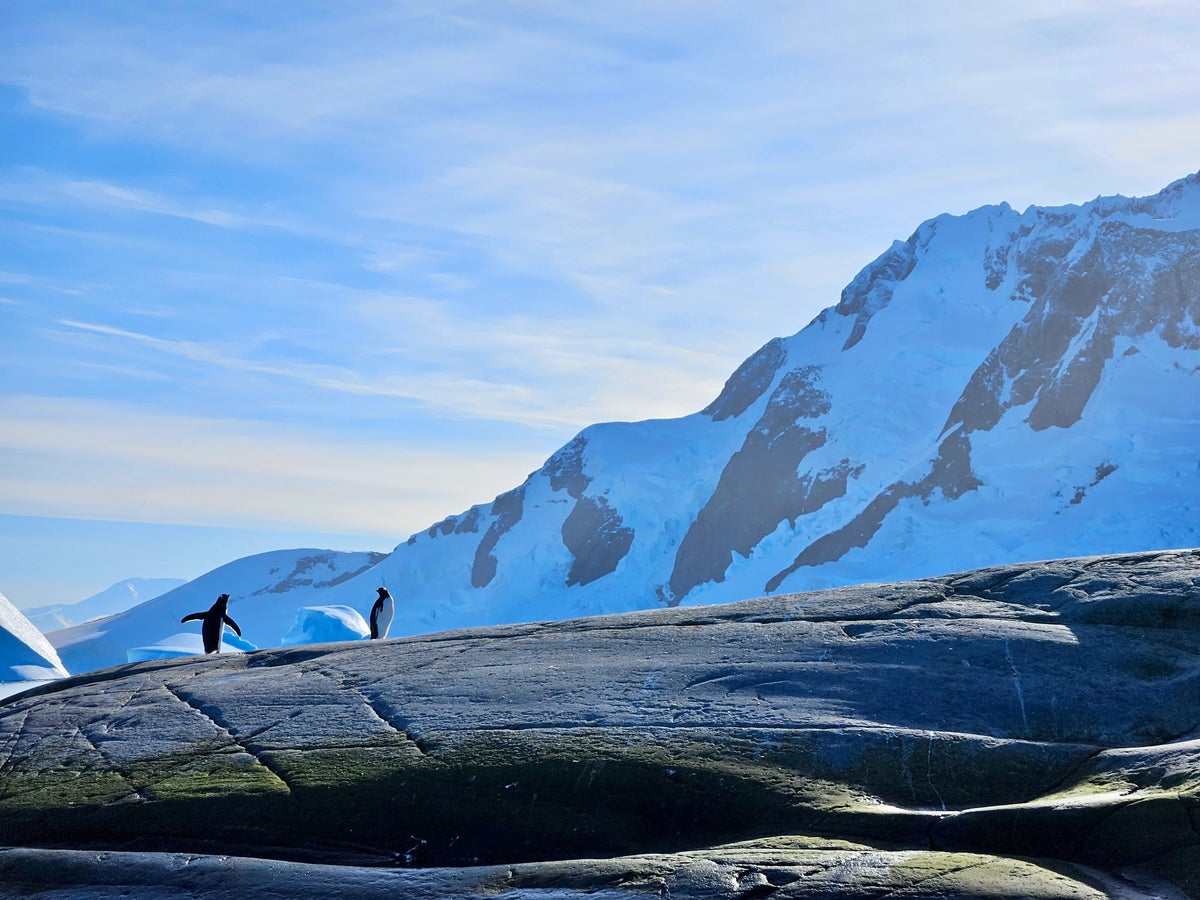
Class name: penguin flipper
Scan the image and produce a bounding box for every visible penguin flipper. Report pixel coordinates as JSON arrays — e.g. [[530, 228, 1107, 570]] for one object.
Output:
[[181, 612, 205, 624], [223, 615, 242, 637]]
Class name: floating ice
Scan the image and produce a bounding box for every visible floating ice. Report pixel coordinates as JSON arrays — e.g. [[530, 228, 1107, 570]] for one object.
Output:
[[281, 605, 371, 646]]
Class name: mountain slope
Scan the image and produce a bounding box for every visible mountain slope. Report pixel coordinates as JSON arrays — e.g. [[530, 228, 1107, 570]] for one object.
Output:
[[53, 173, 1200, 668]]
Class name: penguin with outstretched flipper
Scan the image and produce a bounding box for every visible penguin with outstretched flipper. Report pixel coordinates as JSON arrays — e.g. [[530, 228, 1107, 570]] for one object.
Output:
[[181, 593, 242, 654], [369, 587, 394, 640]]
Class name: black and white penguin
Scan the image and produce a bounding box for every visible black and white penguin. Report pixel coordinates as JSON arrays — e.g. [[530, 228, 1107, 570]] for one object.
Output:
[[181, 593, 242, 654], [369, 587, 394, 640]]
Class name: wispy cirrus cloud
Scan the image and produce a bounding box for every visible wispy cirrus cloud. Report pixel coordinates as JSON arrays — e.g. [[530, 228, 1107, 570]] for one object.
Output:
[[51, 309, 735, 432], [0, 168, 316, 237], [48, 179, 266, 231]]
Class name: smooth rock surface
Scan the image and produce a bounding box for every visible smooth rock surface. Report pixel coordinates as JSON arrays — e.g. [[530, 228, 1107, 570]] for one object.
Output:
[[0, 839, 1132, 899], [3, 550, 1200, 897]]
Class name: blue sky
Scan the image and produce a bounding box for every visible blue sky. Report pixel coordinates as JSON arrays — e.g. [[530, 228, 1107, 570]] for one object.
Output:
[[3, 1, 1200, 609]]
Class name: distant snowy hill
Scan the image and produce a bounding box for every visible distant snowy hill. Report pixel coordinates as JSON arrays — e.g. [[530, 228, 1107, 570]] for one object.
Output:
[[53, 173, 1200, 673], [0, 591, 68, 696], [22, 577, 186, 633], [49, 550, 384, 673]]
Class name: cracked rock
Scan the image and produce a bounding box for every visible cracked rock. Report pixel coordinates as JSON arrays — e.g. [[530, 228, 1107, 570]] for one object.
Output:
[[2, 550, 1199, 897]]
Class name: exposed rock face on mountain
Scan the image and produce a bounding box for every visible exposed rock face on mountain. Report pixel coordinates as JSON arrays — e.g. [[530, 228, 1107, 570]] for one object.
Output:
[[5, 550, 1200, 897]]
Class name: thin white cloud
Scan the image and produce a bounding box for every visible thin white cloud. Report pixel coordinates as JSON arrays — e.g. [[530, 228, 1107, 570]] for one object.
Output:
[[51, 311, 735, 431], [57, 180, 262, 230], [0, 169, 298, 234]]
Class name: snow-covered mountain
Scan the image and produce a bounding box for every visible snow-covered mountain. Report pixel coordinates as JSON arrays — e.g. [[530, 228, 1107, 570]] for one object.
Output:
[[22, 577, 186, 633], [0, 591, 68, 696], [52, 172, 1200, 672], [371, 172, 1200, 622]]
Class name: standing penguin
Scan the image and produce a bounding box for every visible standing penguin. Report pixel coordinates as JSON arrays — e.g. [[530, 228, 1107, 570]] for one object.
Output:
[[369, 587, 394, 640], [181, 593, 242, 654]]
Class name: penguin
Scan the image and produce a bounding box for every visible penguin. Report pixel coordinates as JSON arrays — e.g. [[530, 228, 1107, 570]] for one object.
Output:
[[181, 593, 242, 654], [369, 587, 394, 640]]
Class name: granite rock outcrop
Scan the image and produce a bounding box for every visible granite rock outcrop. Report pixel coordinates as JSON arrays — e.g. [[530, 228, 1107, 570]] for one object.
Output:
[[5, 550, 1200, 897]]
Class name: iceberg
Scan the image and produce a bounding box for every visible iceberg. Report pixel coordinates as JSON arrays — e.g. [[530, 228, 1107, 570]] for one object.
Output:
[[281, 605, 371, 646], [1, 591, 69, 687]]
